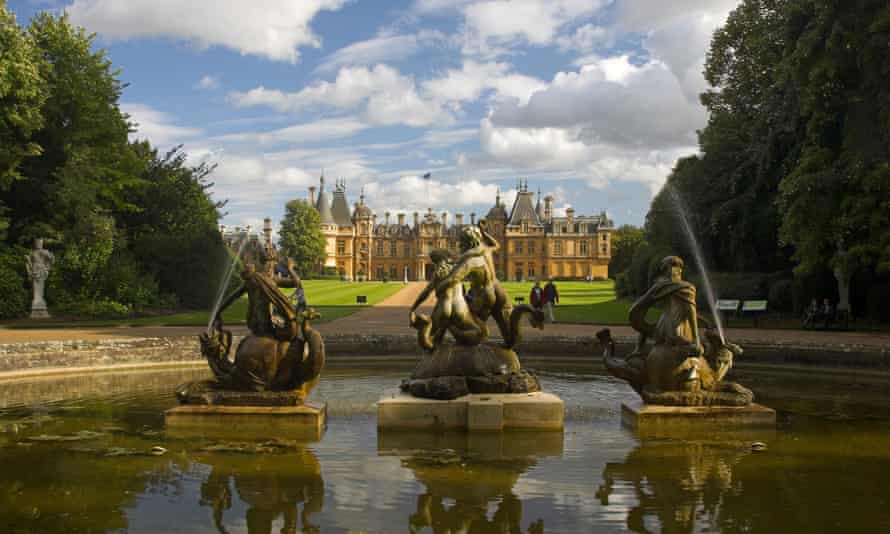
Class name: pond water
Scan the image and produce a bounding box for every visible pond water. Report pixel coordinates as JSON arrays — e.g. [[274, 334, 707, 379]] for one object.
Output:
[[2, 360, 890, 533]]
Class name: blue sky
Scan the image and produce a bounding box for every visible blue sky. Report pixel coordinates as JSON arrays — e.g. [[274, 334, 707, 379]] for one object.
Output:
[[9, 0, 742, 232]]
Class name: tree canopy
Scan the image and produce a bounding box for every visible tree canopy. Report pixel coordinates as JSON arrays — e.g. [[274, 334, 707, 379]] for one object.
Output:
[[278, 199, 326, 278]]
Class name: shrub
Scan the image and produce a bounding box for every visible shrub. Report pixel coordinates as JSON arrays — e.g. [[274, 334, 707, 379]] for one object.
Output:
[[0, 246, 29, 319], [767, 278, 794, 312], [866, 282, 890, 322], [614, 272, 630, 297], [56, 298, 131, 318]]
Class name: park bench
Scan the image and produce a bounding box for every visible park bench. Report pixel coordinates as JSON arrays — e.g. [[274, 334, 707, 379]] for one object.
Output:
[[514, 296, 525, 305], [356, 295, 367, 304], [741, 299, 768, 327], [715, 299, 740, 327]]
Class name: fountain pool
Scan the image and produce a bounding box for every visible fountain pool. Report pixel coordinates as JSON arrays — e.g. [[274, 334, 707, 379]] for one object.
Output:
[[1, 360, 890, 532]]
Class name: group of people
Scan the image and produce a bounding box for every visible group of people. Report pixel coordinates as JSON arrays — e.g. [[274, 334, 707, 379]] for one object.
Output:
[[801, 298, 835, 329], [529, 279, 559, 323]]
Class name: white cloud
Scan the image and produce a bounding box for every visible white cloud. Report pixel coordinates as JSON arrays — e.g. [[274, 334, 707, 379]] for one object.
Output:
[[194, 75, 219, 90], [230, 65, 452, 127], [65, 0, 346, 62], [423, 60, 546, 106], [422, 128, 478, 148], [122, 103, 202, 147], [555, 23, 611, 52], [213, 117, 369, 145], [615, 0, 740, 101], [362, 175, 507, 213], [489, 55, 705, 149], [315, 30, 443, 73]]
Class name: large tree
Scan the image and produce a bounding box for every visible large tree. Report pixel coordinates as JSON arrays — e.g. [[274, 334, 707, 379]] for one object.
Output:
[[0, 1, 46, 237], [609, 224, 646, 279], [278, 199, 325, 277], [777, 0, 890, 313]]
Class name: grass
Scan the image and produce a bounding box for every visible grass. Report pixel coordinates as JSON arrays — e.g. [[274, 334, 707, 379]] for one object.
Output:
[[499, 280, 634, 324], [4, 281, 404, 329]]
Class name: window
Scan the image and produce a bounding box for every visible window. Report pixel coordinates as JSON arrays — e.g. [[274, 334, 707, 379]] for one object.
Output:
[[602, 244, 608, 255], [360, 242, 367, 252], [376, 265, 384, 279], [554, 240, 562, 256], [515, 241, 523, 254], [403, 243, 411, 258], [602, 234, 607, 242], [336, 240, 345, 256], [427, 241, 434, 254], [390, 240, 397, 256], [376, 241, 384, 256], [390, 264, 397, 279], [528, 263, 536, 278], [528, 241, 536, 255], [580, 240, 588, 255]]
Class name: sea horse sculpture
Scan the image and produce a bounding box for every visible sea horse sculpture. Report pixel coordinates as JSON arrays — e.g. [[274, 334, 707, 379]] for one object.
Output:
[[177, 255, 325, 405], [404, 219, 543, 400], [596, 255, 752, 406]]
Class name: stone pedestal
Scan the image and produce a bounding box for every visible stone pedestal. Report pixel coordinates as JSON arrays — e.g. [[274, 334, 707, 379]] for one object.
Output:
[[29, 303, 50, 319], [165, 402, 326, 440], [377, 392, 563, 431], [621, 401, 776, 431]]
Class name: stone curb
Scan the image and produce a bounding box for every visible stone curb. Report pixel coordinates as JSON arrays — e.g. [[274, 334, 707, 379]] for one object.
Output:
[[0, 333, 887, 377]]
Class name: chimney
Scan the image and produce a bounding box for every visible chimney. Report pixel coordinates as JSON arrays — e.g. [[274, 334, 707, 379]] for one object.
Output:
[[566, 207, 575, 228], [413, 212, 419, 228], [456, 213, 464, 226], [441, 212, 447, 226], [544, 195, 553, 224], [398, 213, 406, 226], [385, 212, 391, 225], [263, 217, 273, 244], [470, 213, 476, 225], [309, 186, 316, 206]]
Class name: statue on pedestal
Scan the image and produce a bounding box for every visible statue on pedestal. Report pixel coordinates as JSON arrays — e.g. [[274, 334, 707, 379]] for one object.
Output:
[[405, 219, 544, 400], [597, 256, 752, 406], [177, 246, 325, 406], [24, 238, 54, 319]]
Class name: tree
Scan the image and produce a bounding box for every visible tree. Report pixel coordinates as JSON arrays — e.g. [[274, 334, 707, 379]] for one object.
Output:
[[0, 0, 46, 236], [609, 225, 646, 278], [777, 0, 890, 314], [278, 200, 325, 277]]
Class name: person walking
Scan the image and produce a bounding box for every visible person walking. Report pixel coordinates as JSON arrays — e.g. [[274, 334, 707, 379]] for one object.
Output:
[[543, 278, 559, 323], [529, 281, 544, 311]]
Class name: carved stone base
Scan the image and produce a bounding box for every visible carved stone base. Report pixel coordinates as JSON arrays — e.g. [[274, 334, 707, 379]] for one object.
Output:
[[411, 342, 520, 379], [621, 401, 776, 431], [401, 370, 540, 400], [175, 379, 306, 406], [29, 306, 50, 319], [377, 392, 564, 431], [165, 402, 326, 440]]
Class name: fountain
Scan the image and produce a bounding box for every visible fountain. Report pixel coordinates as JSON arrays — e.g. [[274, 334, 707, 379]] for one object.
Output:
[[378, 219, 564, 431], [597, 254, 775, 428], [166, 238, 326, 433]]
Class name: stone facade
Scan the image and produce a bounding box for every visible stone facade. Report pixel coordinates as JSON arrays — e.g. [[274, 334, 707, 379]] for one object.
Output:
[[306, 176, 614, 281]]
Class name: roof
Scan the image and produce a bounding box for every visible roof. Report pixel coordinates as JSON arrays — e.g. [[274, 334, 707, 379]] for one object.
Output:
[[315, 187, 334, 224], [508, 190, 541, 226], [331, 186, 352, 226]]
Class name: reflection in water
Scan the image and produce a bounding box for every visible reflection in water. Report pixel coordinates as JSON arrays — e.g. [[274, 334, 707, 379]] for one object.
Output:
[[597, 439, 749, 533], [380, 431, 561, 533], [197, 449, 324, 534]]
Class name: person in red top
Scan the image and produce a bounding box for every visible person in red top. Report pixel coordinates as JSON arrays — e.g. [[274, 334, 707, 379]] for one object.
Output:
[[529, 281, 544, 311]]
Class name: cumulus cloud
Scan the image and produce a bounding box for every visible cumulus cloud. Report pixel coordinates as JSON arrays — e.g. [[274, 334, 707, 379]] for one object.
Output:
[[423, 60, 546, 106], [229, 65, 452, 127], [65, 0, 345, 62], [489, 55, 705, 149], [461, 0, 608, 46], [362, 175, 511, 214], [421, 128, 478, 148], [122, 103, 202, 147]]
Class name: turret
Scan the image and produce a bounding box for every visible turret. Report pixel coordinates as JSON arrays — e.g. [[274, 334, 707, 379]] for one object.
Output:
[[544, 195, 553, 224], [309, 186, 316, 206], [398, 213, 406, 226], [385, 212, 391, 225], [566, 207, 575, 229]]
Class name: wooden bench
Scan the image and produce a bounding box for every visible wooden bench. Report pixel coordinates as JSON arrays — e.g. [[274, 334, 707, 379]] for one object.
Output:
[[741, 300, 768, 327], [715, 299, 740, 327]]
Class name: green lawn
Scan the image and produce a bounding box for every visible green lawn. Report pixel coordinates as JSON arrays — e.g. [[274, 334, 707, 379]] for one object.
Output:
[[499, 280, 634, 324], [6, 281, 404, 329]]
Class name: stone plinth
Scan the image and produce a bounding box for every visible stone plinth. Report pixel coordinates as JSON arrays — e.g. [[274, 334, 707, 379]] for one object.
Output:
[[377, 392, 563, 431], [621, 401, 776, 431], [165, 402, 326, 440]]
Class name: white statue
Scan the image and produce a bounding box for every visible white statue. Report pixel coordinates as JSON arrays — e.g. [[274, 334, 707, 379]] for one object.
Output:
[[25, 238, 54, 319]]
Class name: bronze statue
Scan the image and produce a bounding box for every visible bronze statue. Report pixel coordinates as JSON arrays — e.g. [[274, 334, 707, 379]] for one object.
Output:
[[404, 219, 544, 400], [597, 256, 752, 406], [177, 249, 325, 405]]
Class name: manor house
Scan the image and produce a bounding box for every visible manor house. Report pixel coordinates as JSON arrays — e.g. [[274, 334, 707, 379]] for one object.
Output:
[[307, 176, 613, 282]]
